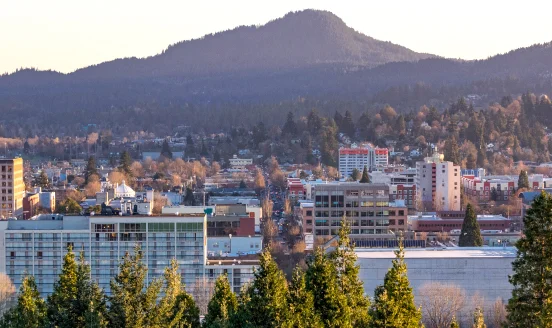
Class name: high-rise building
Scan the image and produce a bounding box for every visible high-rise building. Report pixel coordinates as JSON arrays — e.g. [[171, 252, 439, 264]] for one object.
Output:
[[312, 183, 407, 239], [0, 158, 24, 218], [416, 153, 461, 211], [0, 213, 256, 296], [338, 146, 389, 178]]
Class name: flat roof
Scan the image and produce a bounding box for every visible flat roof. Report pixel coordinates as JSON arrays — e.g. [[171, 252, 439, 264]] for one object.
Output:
[[355, 247, 516, 259]]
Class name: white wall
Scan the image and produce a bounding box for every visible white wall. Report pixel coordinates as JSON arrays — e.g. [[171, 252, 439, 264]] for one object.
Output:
[[207, 236, 262, 256]]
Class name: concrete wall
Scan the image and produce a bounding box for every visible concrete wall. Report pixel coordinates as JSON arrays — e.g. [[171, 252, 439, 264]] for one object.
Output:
[[358, 254, 513, 324]]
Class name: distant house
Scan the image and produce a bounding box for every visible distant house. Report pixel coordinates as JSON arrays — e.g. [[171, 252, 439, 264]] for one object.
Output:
[[409, 149, 421, 157]]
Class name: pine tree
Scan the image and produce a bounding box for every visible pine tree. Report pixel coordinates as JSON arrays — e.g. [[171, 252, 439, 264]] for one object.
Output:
[[472, 307, 486, 328], [351, 168, 360, 181], [0, 275, 47, 328], [75, 252, 108, 328], [47, 247, 79, 327], [161, 139, 173, 159], [285, 269, 323, 328], [155, 259, 200, 328], [370, 238, 422, 327], [466, 152, 477, 169], [329, 220, 371, 326], [459, 204, 483, 247], [239, 180, 247, 189], [108, 245, 162, 328], [359, 166, 370, 183], [305, 248, 351, 328], [450, 317, 460, 328], [85, 156, 98, 183], [184, 187, 196, 206], [237, 250, 289, 327], [444, 136, 460, 165], [518, 170, 529, 190], [203, 274, 238, 328], [507, 191, 552, 326], [282, 112, 298, 136], [35, 170, 50, 189], [118, 151, 133, 177]]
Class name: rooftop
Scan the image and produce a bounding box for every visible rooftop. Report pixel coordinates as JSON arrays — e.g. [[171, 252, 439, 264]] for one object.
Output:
[[355, 247, 516, 259]]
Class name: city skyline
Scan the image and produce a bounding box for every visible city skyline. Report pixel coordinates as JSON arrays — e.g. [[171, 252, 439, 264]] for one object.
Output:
[[2, 0, 552, 74]]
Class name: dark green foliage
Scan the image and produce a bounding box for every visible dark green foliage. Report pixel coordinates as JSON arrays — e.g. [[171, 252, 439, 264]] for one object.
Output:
[[320, 119, 338, 167], [359, 166, 370, 183], [85, 156, 98, 183], [57, 198, 82, 214], [235, 250, 289, 327], [0, 275, 47, 328], [286, 269, 323, 328], [161, 139, 173, 159], [203, 274, 238, 328], [282, 111, 298, 136], [239, 180, 247, 189], [119, 151, 133, 177], [351, 168, 360, 181], [466, 152, 477, 169], [108, 245, 162, 328], [370, 239, 422, 327], [35, 170, 50, 189], [459, 204, 483, 247], [443, 135, 460, 165], [184, 187, 196, 206], [518, 170, 529, 190], [507, 192, 552, 326], [472, 307, 486, 328]]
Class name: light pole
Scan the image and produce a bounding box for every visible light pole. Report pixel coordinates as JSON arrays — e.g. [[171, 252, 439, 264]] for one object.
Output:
[[229, 234, 232, 254]]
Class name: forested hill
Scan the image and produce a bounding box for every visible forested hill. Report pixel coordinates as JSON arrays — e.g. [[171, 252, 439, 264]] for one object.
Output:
[[1, 9, 434, 82]]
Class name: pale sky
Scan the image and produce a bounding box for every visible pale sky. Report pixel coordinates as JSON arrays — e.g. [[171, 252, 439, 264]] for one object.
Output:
[[1, 0, 552, 74]]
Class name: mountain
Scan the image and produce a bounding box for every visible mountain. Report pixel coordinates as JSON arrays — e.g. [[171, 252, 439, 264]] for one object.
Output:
[[0, 10, 551, 134]]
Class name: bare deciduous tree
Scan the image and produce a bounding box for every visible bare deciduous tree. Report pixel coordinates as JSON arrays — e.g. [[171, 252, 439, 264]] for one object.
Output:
[[190, 277, 215, 315], [489, 297, 507, 328], [0, 273, 16, 316], [419, 282, 466, 328]]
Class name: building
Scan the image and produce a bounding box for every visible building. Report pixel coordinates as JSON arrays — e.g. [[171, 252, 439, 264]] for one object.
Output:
[[356, 247, 515, 323], [23, 193, 40, 219], [287, 178, 305, 200], [409, 213, 512, 233], [312, 183, 407, 239], [0, 214, 256, 296], [338, 146, 389, 178], [228, 155, 253, 169], [0, 158, 25, 218], [298, 201, 314, 235], [462, 173, 551, 203], [416, 154, 461, 211], [142, 151, 185, 161]]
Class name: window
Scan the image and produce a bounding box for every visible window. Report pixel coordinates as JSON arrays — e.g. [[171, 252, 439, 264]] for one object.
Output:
[[37, 251, 43, 259], [9, 251, 15, 259]]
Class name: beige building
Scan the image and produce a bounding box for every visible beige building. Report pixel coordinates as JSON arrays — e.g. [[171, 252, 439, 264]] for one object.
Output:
[[0, 158, 24, 218], [416, 154, 461, 211]]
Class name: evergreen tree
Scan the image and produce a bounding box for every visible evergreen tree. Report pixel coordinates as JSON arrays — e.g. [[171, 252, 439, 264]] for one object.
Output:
[[466, 152, 477, 169], [23, 140, 30, 154], [443, 136, 460, 165], [75, 252, 108, 328], [85, 156, 98, 183], [47, 247, 79, 327], [236, 250, 289, 327], [285, 269, 323, 328], [186, 135, 196, 157], [507, 191, 552, 326], [320, 120, 338, 167], [370, 238, 422, 327], [477, 147, 486, 168], [108, 245, 162, 328], [359, 166, 370, 183], [472, 307, 486, 328], [518, 170, 529, 190], [155, 259, 200, 328], [395, 115, 406, 136], [459, 204, 483, 247], [161, 139, 173, 159], [203, 274, 238, 328], [307, 109, 323, 136], [201, 140, 209, 156], [118, 151, 133, 177], [341, 110, 356, 138], [282, 112, 298, 136], [35, 170, 50, 189], [351, 168, 360, 181], [57, 198, 82, 214], [305, 248, 350, 328], [184, 187, 196, 206], [329, 220, 371, 326], [239, 180, 247, 189], [0, 275, 47, 328]]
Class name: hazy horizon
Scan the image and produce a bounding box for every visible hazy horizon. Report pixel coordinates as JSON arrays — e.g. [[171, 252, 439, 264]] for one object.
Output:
[[2, 0, 552, 74]]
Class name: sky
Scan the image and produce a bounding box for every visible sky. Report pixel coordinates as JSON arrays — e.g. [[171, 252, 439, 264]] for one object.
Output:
[[2, 0, 552, 74]]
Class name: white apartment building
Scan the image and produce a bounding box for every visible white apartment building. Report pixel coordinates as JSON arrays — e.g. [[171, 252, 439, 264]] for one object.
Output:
[[229, 155, 253, 169], [0, 214, 256, 296], [416, 154, 461, 211], [338, 146, 389, 178]]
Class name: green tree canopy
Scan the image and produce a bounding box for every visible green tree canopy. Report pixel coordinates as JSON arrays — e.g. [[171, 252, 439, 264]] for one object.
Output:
[[161, 139, 173, 159], [118, 151, 133, 177], [351, 168, 360, 181], [0, 275, 47, 328], [285, 268, 323, 328], [57, 198, 82, 214], [507, 191, 552, 326], [85, 156, 98, 184], [459, 203, 483, 247], [518, 170, 529, 190], [203, 274, 238, 328], [35, 170, 50, 189], [370, 239, 422, 327], [359, 166, 370, 183]]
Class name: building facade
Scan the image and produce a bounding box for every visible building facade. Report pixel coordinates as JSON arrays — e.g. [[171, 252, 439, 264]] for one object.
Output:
[[312, 183, 407, 239], [416, 156, 461, 211], [0, 214, 255, 296], [338, 146, 389, 178], [0, 158, 25, 218]]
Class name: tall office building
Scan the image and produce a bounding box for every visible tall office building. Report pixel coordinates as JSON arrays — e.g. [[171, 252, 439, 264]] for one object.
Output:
[[338, 146, 389, 178], [0, 158, 24, 218], [416, 153, 461, 211], [312, 183, 407, 239], [0, 213, 255, 296]]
